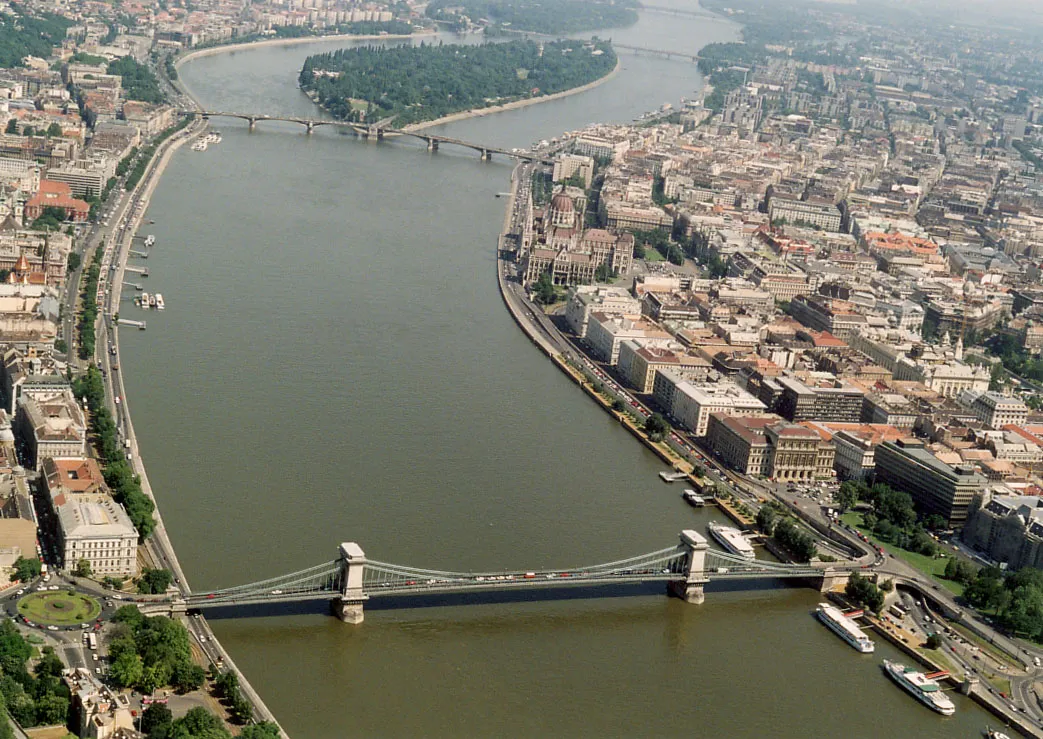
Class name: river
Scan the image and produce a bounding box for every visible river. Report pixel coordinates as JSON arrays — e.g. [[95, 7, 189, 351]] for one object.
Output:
[[119, 3, 999, 736]]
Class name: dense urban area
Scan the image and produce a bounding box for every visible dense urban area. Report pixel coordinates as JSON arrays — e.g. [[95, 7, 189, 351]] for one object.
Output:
[[2, 0, 1043, 735]]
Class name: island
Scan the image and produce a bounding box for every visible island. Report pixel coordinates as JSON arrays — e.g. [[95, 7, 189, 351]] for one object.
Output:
[[299, 38, 617, 126], [425, 0, 640, 35]]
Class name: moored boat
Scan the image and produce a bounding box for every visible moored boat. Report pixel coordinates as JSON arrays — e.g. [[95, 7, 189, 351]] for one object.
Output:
[[707, 522, 755, 559], [881, 659, 955, 715], [155, 293, 165, 310], [815, 602, 874, 653]]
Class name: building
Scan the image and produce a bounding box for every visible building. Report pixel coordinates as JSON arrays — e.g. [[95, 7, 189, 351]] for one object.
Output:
[[862, 391, 918, 428], [14, 389, 87, 469], [968, 391, 1029, 429], [808, 423, 904, 480], [660, 374, 767, 436], [768, 197, 843, 231], [24, 179, 90, 222], [52, 489, 137, 576], [787, 295, 867, 340], [64, 668, 137, 739], [564, 285, 641, 339], [586, 312, 672, 364], [874, 438, 986, 527], [617, 340, 710, 394], [552, 153, 595, 189], [706, 414, 832, 480], [963, 493, 1043, 571], [775, 375, 864, 423], [0, 469, 36, 569]]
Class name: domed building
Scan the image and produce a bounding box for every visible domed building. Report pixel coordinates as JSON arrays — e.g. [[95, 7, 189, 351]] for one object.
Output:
[[548, 191, 577, 229]]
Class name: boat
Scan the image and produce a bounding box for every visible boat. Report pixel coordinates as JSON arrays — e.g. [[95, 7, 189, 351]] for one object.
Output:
[[148, 294, 157, 308], [815, 602, 875, 653], [707, 522, 755, 560], [881, 660, 955, 716], [155, 293, 165, 310], [659, 471, 688, 483], [140, 292, 150, 308], [985, 729, 1011, 739], [681, 489, 706, 507], [191, 140, 208, 152]]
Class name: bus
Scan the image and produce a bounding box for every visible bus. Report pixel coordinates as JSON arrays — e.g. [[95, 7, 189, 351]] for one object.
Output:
[[86, 633, 97, 651], [889, 604, 907, 620]]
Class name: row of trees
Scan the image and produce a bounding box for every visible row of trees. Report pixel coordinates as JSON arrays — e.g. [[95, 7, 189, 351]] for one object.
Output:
[[756, 503, 817, 563], [73, 366, 157, 539], [213, 668, 254, 724], [845, 572, 885, 613], [426, 0, 638, 34], [4, 120, 63, 138], [300, 39, 616, 125], [949, 565, 1043, 641], [76, 245, 102, 360], [140, 703, 280, 739]]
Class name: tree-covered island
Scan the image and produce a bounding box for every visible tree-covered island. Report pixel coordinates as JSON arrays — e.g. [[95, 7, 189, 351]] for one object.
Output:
[[299, 38, 617, 126], [425, 0, 640, 34]]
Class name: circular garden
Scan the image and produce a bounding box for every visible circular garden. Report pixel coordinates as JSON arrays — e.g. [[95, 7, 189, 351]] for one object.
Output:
[[17, 591, 101, 626]]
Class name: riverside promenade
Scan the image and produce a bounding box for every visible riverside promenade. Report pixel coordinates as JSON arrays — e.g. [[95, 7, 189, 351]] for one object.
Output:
[[96, 119, 290, 737]]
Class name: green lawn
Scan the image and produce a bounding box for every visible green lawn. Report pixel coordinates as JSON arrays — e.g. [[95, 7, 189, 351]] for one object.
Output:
[[17, 591, 101, 625], [641, 248, 665, 262], [840, 512, 964, 596]]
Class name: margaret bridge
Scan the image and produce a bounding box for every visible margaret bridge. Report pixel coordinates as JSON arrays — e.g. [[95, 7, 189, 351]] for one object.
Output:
[[142, 530, 852, 624], [181, 110, 554, 162]]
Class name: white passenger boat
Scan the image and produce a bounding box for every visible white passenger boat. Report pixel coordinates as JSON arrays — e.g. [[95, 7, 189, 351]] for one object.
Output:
[[707, 522, 755, 560], [815, 602, 875, 653], [881, 660, 955, 715], [155, 293, 165, 310]]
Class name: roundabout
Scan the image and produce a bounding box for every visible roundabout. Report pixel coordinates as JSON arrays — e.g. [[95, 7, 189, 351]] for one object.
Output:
[[17, 591, 101, 626]]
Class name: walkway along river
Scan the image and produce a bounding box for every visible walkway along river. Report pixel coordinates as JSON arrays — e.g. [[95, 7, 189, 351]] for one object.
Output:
[[119, 4, 1001, 737]]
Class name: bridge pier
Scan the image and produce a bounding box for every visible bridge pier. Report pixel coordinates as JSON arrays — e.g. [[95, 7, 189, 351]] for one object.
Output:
[[306, 121, 314, 135], [247, 117, 256, 132], [480, 149, 491, 162], [427, 138, 438, 152], [668, 529, 710, 604], [332, 542, 369, 624], [816, 567, 850, 593]]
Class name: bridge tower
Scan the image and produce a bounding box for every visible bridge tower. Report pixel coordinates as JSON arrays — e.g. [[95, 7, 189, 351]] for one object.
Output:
[[427, 138, 438, 152], [247, 117, 256, 132], [332, 542, 368, 624], [668, 529, 710, 604], [480, 149, 491, 162], [306, 121, 315, 135]]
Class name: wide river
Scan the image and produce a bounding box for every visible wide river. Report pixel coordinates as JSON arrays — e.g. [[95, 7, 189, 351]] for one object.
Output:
[[121, 2, 998, 736]]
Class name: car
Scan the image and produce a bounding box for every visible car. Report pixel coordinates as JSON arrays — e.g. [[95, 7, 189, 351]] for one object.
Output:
[[206, 594, 215, 599], [80, 624, 90, 629], [15, 589, 23, 596], [47, 625, 58, 631], [48, 585, 59, 591]]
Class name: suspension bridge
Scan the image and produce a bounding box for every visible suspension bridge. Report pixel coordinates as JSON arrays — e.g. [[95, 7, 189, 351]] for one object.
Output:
[[145, 531, 851, 624], [180, 110, 553, 163]]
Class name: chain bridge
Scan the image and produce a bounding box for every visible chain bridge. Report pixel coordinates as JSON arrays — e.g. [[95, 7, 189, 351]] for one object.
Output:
[[158, 531, 850, 624], [180, 110, 553, 163]]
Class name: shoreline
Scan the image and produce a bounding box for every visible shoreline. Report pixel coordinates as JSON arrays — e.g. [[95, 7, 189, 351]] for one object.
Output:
[[401, 57, 623, 132], [174, 29, 436, 68]]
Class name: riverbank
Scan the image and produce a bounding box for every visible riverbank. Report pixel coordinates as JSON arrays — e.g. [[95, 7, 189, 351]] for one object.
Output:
[[402, 57, 622, 132], [175, 29, 436, 68]]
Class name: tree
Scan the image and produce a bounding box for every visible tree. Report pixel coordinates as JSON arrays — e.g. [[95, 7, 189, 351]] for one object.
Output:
[[12, 557, 40, 583], [21, 126, 33, 138], [835, 481, 861, 512], [102, 576, 125, 590], [168, 707, 231, 739], [171, 662, 205, 693], [611, 399, 625, 412], [756, 504, 778, 534], [925, 633, 942, 649], [73, 558, 92, 578], [45, 122, 62, 138], [533, 270, 556, 305], [141, 702, 173, 735], [137, 568, 173, 594], [4, 120, 16, 135], [240, 723, 281, 739], [924, 514, 947, 532], [878, 578, 894, 593], [109, 650, 144, 688], [845, 572, 884, 613], [643, 413, 669, 442], [66, 252, 81, 272], [35, 648, 63, 680]]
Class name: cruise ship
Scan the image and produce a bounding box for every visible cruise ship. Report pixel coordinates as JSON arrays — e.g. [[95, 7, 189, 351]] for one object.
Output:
[[707, 522, 755, 559], [881, 660, 955, 715], [815, 603, 875, 653], [154, 293, 165, 310]]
